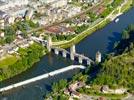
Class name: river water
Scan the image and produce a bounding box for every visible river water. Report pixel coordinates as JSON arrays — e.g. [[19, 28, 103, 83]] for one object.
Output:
[[0, 8, 134, 100]]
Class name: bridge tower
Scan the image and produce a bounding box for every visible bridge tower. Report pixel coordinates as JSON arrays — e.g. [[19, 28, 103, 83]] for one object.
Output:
[[70, 45, 76, 60], [78, 55, 83, 64], [95, 51, 101, 63], [47, 35, 52, 52]]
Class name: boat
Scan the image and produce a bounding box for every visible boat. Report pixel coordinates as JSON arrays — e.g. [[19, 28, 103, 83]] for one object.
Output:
[[115, 18, 119, 23]]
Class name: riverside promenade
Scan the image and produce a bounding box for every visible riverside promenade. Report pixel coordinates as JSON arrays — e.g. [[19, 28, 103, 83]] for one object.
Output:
[[0, 65, 85, 93]]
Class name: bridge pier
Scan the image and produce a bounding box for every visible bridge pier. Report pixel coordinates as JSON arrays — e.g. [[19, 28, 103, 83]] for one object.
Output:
[[47, 36, 52, 52], [62, 51, 67, 58], [54, 49, 59, 55], [86, 60, 91, 66], [70, 53, 75, 60], [70, 45, 76, 61], [78, 56, 83, 64], [70, 45, 76, 53]]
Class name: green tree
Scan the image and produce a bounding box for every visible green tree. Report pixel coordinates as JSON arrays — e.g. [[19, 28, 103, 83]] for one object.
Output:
[[58, 79, 67, 90], [122, 30, 130, 39], [52, 82, 59, 93]]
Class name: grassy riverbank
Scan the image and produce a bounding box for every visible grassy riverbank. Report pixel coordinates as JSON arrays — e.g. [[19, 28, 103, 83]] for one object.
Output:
[[52, 19, 110, 48], [0, 55, 18, 67], [0, 43, 47, 81]]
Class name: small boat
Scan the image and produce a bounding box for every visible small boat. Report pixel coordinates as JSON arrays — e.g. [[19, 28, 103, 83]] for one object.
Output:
[[115, 18, 119, 23]]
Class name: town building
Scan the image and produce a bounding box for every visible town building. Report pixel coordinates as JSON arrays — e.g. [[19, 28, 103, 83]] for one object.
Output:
[[0, 0, 29, 24]]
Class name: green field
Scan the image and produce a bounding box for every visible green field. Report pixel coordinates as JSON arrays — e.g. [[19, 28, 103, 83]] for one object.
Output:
[[0, 55, 18, 68]]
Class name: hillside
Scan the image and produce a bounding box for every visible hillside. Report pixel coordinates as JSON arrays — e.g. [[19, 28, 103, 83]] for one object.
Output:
[[92, 49, 134, 92], [92, 24, 134, 92]]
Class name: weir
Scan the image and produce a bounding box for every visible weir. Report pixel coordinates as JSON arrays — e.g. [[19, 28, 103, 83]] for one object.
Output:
[[0, 65, 85, 93]]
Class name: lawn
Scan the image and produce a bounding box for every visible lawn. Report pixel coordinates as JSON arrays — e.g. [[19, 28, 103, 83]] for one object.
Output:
[[0, 55, 18, 68]]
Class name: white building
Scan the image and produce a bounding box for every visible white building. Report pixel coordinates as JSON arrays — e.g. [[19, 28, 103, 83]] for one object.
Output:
[[39, 0, 68, 8], [51, 0, 68, 8], [39, 0, 57, 4], [0, 0, 29, 24]]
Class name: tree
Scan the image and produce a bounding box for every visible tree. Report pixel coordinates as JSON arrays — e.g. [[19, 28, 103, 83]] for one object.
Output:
[[122, 30, 129, 39], [52, 82, 59, 93], [73, 73, 88, 82], [58, 79, 67, 90]]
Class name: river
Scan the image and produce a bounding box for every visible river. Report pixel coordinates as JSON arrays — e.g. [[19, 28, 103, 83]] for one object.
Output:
[[0, 7, 134, 100]]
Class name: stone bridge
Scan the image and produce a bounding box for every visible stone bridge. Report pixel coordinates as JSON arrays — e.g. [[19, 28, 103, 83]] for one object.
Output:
[[31, 36, 101, 66]]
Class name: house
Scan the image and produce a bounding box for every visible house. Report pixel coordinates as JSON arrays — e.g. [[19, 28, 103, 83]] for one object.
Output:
[[0, 0, 28, 10], [64, 81, 85, 98], [98, 97, 106, 100], [16, 30, 24, 39], [8, 46, 19, 54], [71, 91, 81, 98], [93, 5, 105, 15], [69, 81, 85, 90], [25, 9, 34, 20], [0, 31, 4, 38], [64, 87, 81, 98], [79, 0, 100, 4], [45, 25, 75, 35], [100, 85, 127, 94], [0, 0, 29, 24], [100, 85, 109, 93], [14, 39, 33, 49], [51, 0, 68, 8], [67, 6, 81, 17], [0, 18, 4, 29]]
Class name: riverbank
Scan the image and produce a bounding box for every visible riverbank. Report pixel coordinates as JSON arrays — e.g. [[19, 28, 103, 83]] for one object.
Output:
[[0, 43, 47, 82], [52, 0, 133, 49], [52, 18, 110, 48]]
